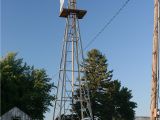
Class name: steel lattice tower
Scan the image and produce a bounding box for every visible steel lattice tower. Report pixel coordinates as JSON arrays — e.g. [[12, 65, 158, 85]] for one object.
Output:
[[53, 0, 93, 120]]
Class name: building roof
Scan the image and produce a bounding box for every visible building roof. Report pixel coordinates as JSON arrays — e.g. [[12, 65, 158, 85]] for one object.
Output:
[[1, 107, 31, 120], [135, 116, 160, 120]]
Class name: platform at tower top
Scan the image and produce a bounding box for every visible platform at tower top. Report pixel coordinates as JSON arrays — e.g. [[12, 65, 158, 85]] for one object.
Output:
[[60, 8, 87, 19]]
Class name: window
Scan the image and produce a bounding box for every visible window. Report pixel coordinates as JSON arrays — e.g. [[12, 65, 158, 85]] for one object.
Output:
[[12, 117, 21, 120]]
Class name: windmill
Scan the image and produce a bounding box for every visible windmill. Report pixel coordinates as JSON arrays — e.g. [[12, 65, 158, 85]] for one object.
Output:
[[53, 0, 93, 120]]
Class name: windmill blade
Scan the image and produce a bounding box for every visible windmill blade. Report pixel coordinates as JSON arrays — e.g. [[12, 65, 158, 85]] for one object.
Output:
[[60, 0, 64, 12]]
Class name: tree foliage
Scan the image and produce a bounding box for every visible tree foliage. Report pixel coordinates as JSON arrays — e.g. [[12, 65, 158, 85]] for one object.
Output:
[[73, 49, 137, 120], [1, 53, 55, 119]]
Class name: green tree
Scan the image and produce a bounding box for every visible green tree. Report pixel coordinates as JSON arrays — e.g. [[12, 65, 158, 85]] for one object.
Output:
[[1, 53, 55, 119], [73, 49, 137, 120]]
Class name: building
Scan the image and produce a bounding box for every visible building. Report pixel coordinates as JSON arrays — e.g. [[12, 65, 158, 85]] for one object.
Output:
[[1, 107, 31, 120], [135, 117, 150, 120], [135, 117, 160, 120]]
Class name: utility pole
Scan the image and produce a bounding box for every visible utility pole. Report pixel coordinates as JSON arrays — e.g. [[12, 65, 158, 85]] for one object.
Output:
[[151, 0, 159, 120], [53, 0, 93, 120]]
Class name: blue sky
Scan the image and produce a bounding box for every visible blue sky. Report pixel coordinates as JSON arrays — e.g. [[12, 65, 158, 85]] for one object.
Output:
[[2, 0, 154, 119]]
